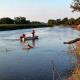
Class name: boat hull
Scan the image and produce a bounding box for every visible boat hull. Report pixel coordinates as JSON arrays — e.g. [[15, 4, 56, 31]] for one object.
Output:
[[25, 36, 38, 40], [20, 36, 38, 41]]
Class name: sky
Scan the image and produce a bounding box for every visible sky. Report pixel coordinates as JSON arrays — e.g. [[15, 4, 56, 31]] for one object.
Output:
[[0, 0, 80, 22]]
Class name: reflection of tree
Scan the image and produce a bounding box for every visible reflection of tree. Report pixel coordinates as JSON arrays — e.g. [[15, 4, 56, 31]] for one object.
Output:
[[67, 41, 80, 80]]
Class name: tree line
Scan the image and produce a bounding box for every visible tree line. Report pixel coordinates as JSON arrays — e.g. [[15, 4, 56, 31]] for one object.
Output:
[[0, 16, 43, 25], [0, 16, 48, 31], [48, 17, 80, 26]]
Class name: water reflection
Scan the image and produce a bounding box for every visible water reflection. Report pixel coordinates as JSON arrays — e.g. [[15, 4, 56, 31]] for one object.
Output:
[[32, 40, 36, 47], [20, 39, 37, 51]]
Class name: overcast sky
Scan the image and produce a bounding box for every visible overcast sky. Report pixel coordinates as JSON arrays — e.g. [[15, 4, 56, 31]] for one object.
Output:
[[0, 0, 80, 22]]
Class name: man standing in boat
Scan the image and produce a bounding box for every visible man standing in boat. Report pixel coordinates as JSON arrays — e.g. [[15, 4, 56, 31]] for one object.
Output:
[[31, 30, 35, 37]]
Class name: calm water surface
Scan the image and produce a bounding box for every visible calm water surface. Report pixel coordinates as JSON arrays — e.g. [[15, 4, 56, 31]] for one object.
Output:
[[0, 26, 79, 80]]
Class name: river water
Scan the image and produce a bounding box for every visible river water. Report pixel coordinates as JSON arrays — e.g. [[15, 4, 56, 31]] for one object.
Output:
[[0, 26, 79, 80]]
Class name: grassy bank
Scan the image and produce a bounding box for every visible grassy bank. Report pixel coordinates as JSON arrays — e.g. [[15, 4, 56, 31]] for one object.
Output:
[[0, 24, 49, 31]]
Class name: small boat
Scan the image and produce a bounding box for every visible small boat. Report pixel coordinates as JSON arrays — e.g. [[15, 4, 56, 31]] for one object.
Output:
[[25, 36, 38, 40], [20, 36, 38, 41]]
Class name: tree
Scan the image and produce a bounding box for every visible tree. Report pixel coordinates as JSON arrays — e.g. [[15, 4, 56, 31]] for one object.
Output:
[[0, 17, 14, 24], [14, 16, 30, 24], [56, 19, 61, 25], [68, 18, 75, 25], [75, 17, 80, 24], [48, 19, 56, 26], [71, 0, 80, 12], [61, 18, 69, 24]]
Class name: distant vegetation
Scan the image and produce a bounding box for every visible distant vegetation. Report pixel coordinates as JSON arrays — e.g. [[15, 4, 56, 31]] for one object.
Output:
[[0, 16, 80, 30], [48, 17, 80, 26], [0, 16, 48, 31]]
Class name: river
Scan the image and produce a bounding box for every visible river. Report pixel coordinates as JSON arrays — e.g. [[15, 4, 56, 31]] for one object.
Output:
[[0, 26, 79, 80]]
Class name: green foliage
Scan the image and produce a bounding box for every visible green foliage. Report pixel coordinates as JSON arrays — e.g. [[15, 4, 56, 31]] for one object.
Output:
[[56, 19, 61, 25], [48, 19, 56, 26], [68, 18, 75, 25], [0, 17, 31, 24], [71, 0, 80, 12], [48, 17, 80, 26], [0, 17, 14, 24], [0, 24, 48, 31], [61, 18, 69, 24], [0, 16, 48, 30], [14, 17, 30, 24]]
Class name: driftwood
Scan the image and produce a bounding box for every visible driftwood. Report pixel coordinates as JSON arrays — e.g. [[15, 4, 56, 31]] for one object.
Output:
[[64, 38, 80, 44]]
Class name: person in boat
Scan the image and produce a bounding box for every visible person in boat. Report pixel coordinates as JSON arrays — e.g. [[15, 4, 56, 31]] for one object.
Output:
[[31, 30, 35, 37], [64, 38, 80, 44], [20, 34, 26, 42]]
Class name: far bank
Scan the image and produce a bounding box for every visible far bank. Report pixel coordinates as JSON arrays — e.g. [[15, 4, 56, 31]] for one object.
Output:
[[0, 24, 49, 31]]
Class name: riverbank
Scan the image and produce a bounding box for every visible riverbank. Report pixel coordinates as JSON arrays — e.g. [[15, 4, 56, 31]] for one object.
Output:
[[67, 41, 80, 80], [0, 24, 49, 31], [0, 24, 79, 31]]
